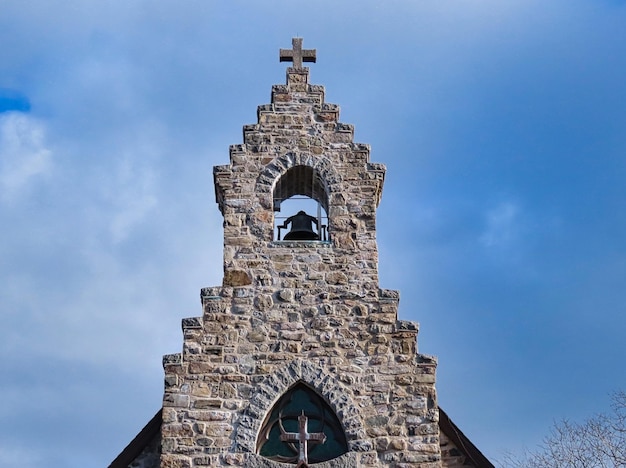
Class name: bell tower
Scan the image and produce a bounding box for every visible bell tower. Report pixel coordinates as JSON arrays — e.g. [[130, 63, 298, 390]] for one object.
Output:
[[160, 38, 441, 467]]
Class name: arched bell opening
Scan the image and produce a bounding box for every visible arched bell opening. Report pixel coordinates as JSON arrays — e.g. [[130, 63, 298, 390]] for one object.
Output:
[[273, 166, 329, 241], [256, 382, 348, 465]]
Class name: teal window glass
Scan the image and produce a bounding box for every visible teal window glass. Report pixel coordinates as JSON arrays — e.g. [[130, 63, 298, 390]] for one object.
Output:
[[257, 383, 348, 464]]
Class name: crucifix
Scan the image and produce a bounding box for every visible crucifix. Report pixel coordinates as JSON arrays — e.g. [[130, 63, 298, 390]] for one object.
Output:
[[280, 411, 327, 467], [280, 37, 316, 69]]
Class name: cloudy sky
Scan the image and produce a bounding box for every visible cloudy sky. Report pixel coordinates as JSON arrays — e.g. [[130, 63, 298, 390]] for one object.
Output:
[[2, 1, 626, 466]]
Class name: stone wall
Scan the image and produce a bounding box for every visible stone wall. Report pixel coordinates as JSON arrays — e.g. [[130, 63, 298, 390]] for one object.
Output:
[[159, 65, 441, 467]]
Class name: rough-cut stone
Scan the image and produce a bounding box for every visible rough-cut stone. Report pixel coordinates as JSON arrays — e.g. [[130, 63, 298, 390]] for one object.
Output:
[[223, 269, 252, 287], [143, 38, 458, 468]]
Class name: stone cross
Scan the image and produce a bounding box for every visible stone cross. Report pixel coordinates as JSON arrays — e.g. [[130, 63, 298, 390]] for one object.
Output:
[[280, 38, 316, 69], [279, 412, 326, 467]]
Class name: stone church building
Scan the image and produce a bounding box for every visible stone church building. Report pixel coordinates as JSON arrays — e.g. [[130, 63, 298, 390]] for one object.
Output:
[[109, 39, 493, 468]]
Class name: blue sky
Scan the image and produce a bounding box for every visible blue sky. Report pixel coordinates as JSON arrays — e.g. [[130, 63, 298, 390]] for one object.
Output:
[[1, 1, 626, 466]]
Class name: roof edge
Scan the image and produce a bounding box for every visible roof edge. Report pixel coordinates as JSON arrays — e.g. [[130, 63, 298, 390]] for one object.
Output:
[[108, 409, 162, 468], [439, 406, 494, 468]]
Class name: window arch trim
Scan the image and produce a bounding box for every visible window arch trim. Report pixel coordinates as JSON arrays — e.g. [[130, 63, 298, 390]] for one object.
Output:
[[233, 359, 366, 454]]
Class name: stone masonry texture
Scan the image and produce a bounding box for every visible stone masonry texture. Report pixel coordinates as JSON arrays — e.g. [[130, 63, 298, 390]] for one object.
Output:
[[159, 55, 442, 467]]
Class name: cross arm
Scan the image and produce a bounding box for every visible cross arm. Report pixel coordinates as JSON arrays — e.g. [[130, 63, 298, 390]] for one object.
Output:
[[307, 433, 327, 442]]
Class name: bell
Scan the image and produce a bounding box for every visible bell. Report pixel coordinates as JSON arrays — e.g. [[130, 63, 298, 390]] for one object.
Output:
[[281, 210, 319, 241]]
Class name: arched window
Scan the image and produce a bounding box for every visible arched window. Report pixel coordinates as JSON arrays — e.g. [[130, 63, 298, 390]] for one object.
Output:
[[257, 383, 348, 464], [273, 166, 329, 241]]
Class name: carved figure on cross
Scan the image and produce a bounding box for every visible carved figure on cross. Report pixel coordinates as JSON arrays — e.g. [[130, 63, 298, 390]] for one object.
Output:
[[279, 411, 326, 467], [280, 37, 316, 69]]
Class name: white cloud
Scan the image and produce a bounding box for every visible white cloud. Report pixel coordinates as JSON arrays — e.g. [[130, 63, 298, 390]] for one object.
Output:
[[0, 113, 52, 203], [80, 120, 167, 244]]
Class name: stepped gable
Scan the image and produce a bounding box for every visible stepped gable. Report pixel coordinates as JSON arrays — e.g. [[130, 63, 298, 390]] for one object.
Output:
[[109, 38, 494, 468]]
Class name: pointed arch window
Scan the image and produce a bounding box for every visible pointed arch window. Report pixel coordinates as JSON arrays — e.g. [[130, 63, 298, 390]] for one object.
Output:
[[257, 383, 348, 464]]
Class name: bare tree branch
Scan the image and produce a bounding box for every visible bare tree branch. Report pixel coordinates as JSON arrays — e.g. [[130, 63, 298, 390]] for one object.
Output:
[[500, 392, 626, 468]]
